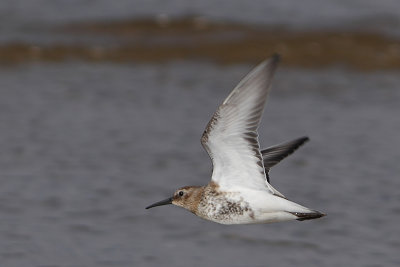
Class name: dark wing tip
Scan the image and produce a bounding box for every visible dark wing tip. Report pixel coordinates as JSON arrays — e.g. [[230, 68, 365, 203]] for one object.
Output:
[[271, 53, 281, 64], [296, 136, 310, 147], [261, 136, 310, 170], [300, 136, 310, 143], [264, 53, 280, 74], [262, 136, 310, 184]]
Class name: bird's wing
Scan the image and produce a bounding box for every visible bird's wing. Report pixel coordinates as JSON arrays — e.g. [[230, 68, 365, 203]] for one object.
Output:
[[201, 54, 280, 193], [261, 137, 309, 183]]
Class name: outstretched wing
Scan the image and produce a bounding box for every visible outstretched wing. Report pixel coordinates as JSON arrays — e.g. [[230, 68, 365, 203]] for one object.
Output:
[[201, 54, 280, 192], [262, 137, 309, 183]]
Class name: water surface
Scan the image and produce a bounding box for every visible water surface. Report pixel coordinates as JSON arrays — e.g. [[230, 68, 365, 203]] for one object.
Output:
[[0, 62, 399, 266]]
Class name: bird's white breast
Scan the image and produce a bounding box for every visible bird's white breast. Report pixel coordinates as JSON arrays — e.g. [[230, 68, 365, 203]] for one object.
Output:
[[196, 187, 310, 224]]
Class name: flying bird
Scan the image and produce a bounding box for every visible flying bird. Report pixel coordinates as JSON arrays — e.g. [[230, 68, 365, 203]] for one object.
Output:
[[146, 54, 325, 224]]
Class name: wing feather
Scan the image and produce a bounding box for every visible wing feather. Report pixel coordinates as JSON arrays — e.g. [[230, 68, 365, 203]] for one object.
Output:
[[201, 54, 280, 192], [262, 137, 309, 183]]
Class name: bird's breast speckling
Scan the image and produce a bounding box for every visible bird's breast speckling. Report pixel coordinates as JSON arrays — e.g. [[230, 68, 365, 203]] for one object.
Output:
[[196, 184, 255, 223]]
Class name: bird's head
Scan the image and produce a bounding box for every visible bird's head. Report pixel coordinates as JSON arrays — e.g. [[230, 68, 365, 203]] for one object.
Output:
[[145, 186, 203, 213]]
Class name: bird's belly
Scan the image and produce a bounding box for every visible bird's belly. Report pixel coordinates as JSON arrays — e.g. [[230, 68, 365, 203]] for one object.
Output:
[[197, 196, 257, 224], [196, 192, 300, 225], [199, 208, 256, 225], [201, 209, 298, 225]]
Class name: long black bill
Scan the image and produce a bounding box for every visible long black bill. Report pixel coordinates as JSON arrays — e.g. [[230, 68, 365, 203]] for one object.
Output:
[[145, 197, 173, 209]]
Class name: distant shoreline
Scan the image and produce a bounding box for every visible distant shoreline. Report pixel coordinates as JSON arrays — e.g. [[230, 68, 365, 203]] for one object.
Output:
[[1, 16, 400, 70]]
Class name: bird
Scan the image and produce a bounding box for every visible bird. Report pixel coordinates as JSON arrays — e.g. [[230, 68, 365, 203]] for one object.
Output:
[[146, 54, 325, 224]]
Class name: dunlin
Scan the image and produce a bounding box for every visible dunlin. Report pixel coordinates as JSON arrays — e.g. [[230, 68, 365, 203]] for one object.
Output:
[[146, 54, 325, 224]]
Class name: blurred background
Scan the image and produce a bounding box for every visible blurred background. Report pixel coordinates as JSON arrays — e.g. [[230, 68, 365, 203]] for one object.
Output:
[[0, 1, 399, 267]]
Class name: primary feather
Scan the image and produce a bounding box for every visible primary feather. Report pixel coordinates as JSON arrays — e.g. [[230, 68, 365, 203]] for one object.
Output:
[[201, 54, 280, 193]]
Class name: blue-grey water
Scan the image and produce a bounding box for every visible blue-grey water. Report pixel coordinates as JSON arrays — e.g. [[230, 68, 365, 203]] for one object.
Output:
[[1, 62, 399, 267], [1, 1, 400, 267]]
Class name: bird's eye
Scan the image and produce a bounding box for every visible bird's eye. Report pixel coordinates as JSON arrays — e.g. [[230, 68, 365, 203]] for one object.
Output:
[[178, 191, 184, 196]]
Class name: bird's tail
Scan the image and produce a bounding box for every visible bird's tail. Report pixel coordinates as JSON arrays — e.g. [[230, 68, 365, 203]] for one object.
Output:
[[288, 210, 326, 221], [278, 197, 326, 221]]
